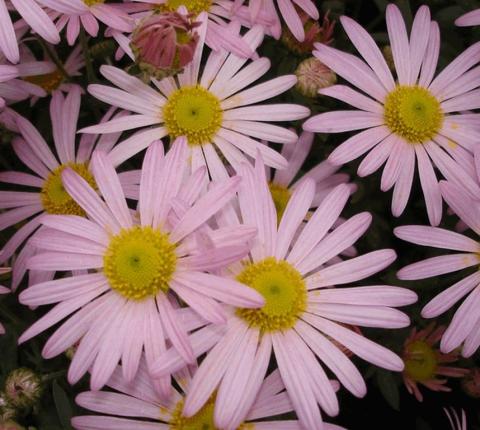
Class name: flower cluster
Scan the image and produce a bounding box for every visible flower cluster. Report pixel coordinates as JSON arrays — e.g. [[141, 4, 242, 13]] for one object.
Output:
[[0, 1, 479, 429]]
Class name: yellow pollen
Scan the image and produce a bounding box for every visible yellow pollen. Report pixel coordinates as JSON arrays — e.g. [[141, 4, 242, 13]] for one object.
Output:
[[169, 398, 253, 430], [163, 85, 223, 146], [23, 69, 64, 93], [268, 182, 291, 224], [157, 0, 212, 15], [404, 340, 438, 382], [384, 85, 443, 144], [236, 257, 307, 333], [41, 163, 94, 216], [103, 226, 177, 300], [83, 0, 104, 6]]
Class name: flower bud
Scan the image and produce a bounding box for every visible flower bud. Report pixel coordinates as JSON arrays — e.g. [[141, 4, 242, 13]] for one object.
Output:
[[282, 10, 335, 55], [131, 12, 200, 80], [4, 368, 42, 410], [295, 57, 336, 97]]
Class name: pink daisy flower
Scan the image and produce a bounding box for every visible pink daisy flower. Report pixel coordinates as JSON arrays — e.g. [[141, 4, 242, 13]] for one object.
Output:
[[80, 16, 309, 174], [456, 9, 480, 27], [0, 87, 139, 290], [71, 360, 346, 430], [444, 409, 467, 430], [402, 323, 468, 402], [304, 4, 480, 226], [267, 131, 356, 220], [18, 139, 264, 392], [395, 176, 480, 357], [151, 155, 416, 430], [0, 46, 57, 107], [0, 0, 59, 63], [39, 0, 133, 45]]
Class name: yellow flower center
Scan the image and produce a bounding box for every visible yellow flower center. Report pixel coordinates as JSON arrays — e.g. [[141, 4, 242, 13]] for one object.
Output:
[[160, 0, 212, 15], [41, 163, 95, 216], [268, 182, 291, 224], [384, 85, 443, 144], [404, 340, 438, 382], [236, 257, 307, 332], [163, 85, 223, 146], [23, 69, 64, 93], [83, 0, 104, 6], [169, 399, 253, 430], [103, 226, 177, 300]]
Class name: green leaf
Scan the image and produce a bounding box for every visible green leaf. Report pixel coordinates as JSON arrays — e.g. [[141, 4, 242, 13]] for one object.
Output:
[[376, 369, 400, 411], [52, 380, 73, 430]]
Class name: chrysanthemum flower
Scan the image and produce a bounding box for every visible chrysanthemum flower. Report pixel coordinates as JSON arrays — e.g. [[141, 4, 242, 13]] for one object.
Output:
[[0, 258, 11, 335], [268, 131, 355, 220], [21, 44, 85, 99], [80, 17, 309, 173], [41, 0, 133, 45], [0, 0, 59, 64], [0, 48, 57, 107], [304, 4, 480, 226], [395, 182, 480, 357], [402, 323, 468, 402], [117, 0, 269, 58], [18, 139, 264, 391], [456, 9, 480, 27], [0, 87, 139, 289], [151, 155, 416, 430], [71, 360, 346, 430], [444, 409, 467, 430]]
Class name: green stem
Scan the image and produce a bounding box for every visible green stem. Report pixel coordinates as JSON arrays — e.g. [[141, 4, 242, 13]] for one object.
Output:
[[37, 38, 69, 79]]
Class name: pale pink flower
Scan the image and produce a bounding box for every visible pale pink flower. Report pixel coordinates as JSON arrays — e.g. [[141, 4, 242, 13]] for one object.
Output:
[[151, 155, 416, 430], [0, 87, 139, 290], [40, 0, 133, 45], [113, 0, 271, 58], [81, 15, 309, 175], [18, 139, 264, 392], [71, 360, 346, 430], [456, 9, 480, 27], [304, 4, 480, 226], [444, 409, 467, 430], [0, 0, 59, 63], [268, 131, 356, 219], [395, 180, 480, 357], [0, 46, 57, 108], [402, 323, 468, 402]]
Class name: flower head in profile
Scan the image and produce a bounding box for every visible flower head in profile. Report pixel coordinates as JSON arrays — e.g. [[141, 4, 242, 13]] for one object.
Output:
[[151, 154, 416, 430], [402, 323, 468, 402], [19, 139, 264, 392], [81, 17, 309, 175], [71, 360, 347, 430], [396, 174, 480, 357], [0, 87, 138, 290], [444, 409, 467, 430], [456, 9, 480, 27], [0, 0, 59, 64], [43, 0, 133, 45], [304, 4, 480, 226]]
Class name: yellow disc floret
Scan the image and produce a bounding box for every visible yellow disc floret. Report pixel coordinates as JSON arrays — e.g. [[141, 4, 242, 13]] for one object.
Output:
[[159, 0, 212, 15], [83, 0, 104, 6], [384, 85, 443, 144], [103, 226, 177, 300], [41, 163, 95, 216], [169, 398, 253, 430], [163, 85, 223, 146], [23, 69, 64, 93], [236, 257, 307, 332], [404, 340, 438, 382], [268, 182, 291, 223]]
